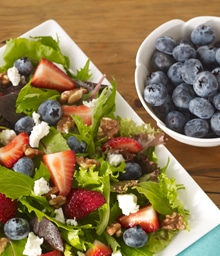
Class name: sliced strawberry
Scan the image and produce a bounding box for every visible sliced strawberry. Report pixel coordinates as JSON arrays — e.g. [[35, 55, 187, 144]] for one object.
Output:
[[102, 137, 143, 153], [0, 132, 29, 168], [42, 150, 76, 196], [31, 58, 75, 91], [117, 204, 160, 233], [64, 188, 106, 220], [85, 240, 112, 256], [41, 250, 62, 256], [0, 193, 17, 224], [62, 105, 93, 125]]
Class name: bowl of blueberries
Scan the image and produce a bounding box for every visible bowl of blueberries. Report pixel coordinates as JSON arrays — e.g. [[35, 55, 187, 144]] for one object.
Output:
[[135, 16, 220, 147]]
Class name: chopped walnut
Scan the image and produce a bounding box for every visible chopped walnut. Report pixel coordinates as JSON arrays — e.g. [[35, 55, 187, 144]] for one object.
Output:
[[76, 156, 99, 169], [57, 116, 75, 134], [24, 145, 44, 158], [44, 186, 59, 200], [60, 87, 87, 104], [0, 237, 9, 254], [49, 195, 67, 209], [106, 222, 122, 237], [97, 117, 119, 139], [161, 212, 186, 231], [0, 71, 10, 86]]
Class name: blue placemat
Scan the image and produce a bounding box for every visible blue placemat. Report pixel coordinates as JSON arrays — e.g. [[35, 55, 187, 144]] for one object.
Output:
[[177, 224, 220, 256]]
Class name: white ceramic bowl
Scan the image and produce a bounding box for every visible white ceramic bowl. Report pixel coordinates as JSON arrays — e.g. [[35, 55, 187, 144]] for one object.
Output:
[[135, 16, 220, 147]]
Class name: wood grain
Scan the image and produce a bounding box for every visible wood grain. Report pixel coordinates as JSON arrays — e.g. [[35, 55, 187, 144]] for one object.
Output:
[[1, 0, 220, 207]]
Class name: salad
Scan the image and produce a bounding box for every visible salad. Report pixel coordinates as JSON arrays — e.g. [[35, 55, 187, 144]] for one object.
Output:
[[0, 35, 189, 256]]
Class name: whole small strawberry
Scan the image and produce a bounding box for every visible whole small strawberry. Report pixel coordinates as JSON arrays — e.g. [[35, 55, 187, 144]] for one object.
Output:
[[64, 188, 106, 220], [0, 193, 17, 224]]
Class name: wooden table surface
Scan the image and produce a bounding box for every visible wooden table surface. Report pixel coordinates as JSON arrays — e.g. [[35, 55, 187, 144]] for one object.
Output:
[[0, 0, 220, 208]]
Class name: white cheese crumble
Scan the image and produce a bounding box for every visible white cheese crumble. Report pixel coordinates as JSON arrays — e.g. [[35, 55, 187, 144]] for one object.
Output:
[[112, 250, 122, 256], [23, 232, 44, 256], [117, 193, 139, 216], [33, 177, 50, 196], [0, 129, 16, 145], [7, 66, 21, 86], [66, 218, 78, 226], [107, 153, 124, 166], [77, 252, 85, 256], [29, 112, 50, 148], [54, 208, 65, 224], [83, 98, 97, 108]]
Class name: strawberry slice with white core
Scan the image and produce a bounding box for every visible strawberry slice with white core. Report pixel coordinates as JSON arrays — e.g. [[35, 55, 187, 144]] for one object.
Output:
[[117, 204, 160, 233], [31, 58, 75, 91], [62, 105, 93, 125], [102, 137, 143, 153], [42, 150, 76, 196], [0, 132, 29, 168], [85, 240, 112, 256]]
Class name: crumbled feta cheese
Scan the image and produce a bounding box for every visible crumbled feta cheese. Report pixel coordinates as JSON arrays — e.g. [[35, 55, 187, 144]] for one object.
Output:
[[77, 252, 85, 256], [7, 66, 21, 86], [117, 193, 139, 216], [54, 208, 65, 224], [107, 153, 124, 166], [33, 177, 50, 196], [112, 250, 122, 256], [66, 218, 78, 226], [83, 98, 97, 108], [32, 111, 41, 125], [0, 129, 16, 145], [23, 232, 44, 256], [29, 120, 50, 148]]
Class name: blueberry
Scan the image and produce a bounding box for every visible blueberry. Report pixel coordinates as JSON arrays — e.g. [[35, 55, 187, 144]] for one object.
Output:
[[172, 43, 196, 62], [191, 24, 216, 46], [184, 118, 209, 138], [155, 36, 177, 55], [4, 218, 30, 240], [151, 50, 175, 72], [212, 93, 220, 111], [37, 100, 62, 126], [193, 71, 218, 97], [189, 97, 214, 119], [167, 62, 184, 85], [144, 83, 168, 107], [14, 57, 33, 76], [145, 71, 168, 86], [210, 112, 220, 136], [212, 67, 220, 90], [165, 111, 186, 133], [123, 225, 148, 248], [197, 45, 217, 67], [172, 83, 196, 111], [181, 58, 203, 85], [67, 136, 86, 153], [153, 95, 176, 121], [12, 157, 34, 177], [14, 116, 35, 135], [215, 48, 220, 65], [118, 162, 142, 181]]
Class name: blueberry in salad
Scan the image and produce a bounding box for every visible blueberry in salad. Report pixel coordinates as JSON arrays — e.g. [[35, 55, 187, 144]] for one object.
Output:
[[0, 36, 189, 255]]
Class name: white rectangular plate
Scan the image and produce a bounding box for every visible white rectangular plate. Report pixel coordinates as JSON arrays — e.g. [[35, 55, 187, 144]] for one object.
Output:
[[1, 19, 220, 256]]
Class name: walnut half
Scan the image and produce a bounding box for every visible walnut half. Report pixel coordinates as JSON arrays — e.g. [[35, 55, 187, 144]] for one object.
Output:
[[161, 212, 186, 231], [106, 222, 122, 237]]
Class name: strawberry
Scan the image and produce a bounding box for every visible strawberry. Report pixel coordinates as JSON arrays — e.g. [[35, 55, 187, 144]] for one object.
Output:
[[0, 132, 29, 168], [42, 150, 76, 196], [41, 251, 62, 256], [102, 137, 143, 153], [117, 204, 160, 233], [0, 193, 17, 224], [64, 188, 106, 220], [85, 240, 112, 256], [62, 105, 93, 125], [31, 58, 75, 91]]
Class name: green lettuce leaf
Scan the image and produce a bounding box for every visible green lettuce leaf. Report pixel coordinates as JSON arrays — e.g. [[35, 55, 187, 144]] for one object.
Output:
[[0, 166, 34, 199]]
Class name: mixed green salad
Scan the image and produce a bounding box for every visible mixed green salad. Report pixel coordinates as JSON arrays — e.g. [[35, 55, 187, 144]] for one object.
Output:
[[0, 35, 189, 256]]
